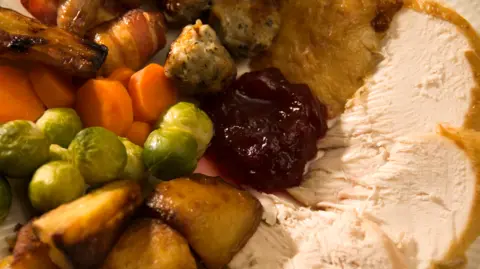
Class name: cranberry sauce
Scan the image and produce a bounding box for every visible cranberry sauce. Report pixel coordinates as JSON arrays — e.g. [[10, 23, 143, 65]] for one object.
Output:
[[202, 68, 328, 191]]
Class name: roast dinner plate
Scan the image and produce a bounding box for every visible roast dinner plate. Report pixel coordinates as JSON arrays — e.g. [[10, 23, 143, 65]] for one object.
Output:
[[1, 0, 480, 268]]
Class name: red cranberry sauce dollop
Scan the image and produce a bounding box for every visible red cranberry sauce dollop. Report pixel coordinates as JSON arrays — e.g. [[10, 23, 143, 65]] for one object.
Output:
[[202, 68, 328, 191]]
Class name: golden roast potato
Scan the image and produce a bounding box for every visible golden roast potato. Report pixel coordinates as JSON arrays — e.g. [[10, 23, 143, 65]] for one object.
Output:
[[10, 221, 58, 269], [145, 174, 262, 269], [102, 218, 197, 269], [33, 180, 143, 269]]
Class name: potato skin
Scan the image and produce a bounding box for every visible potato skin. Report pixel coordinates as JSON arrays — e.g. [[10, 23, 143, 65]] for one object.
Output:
[[33, 180, 143, 269], [146, 174, 262, 269], [11, 221, 59, 269], [102, 218, 197, 269]]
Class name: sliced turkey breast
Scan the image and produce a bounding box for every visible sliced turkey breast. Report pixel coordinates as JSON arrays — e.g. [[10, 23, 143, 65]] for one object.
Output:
[[287, 6, 480, 269], [291, 144, 389, 206], [289, 6, 480, 219], [290, 127, 480, 269], [291, 6, 480, 207], [229, 193, 408, 269], [296, 128, 480, 269], [353, 128, 480, 269], [315, 8, 480, 150]]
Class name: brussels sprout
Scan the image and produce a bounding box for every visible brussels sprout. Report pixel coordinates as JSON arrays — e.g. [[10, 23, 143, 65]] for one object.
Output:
[[155, 102, 214, 158], [36, 108, 83, 148], [49, 144, 71, 162], [143, 128, 198, 180], [29, 161, 85, 212], [0, 120, 51, 178], [69, 127, 127, 185], [119, 138, 145, 182], [0, 176, 11, 223]]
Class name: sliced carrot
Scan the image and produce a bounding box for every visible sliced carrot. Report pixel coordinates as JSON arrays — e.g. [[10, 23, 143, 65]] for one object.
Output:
[[0, 66, 45, 123], [125, 121, 152, 146], [76, 79, 133, 136], [108, 67, 135, 88], [28, 65, 76, 108], [128, 64, 177, 122]]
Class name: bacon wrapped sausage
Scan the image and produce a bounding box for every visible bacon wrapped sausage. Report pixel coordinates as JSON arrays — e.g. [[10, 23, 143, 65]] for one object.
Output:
[[88, 9, 167, 75], [22, 0, 126, 31], [57, 0, 104, 36]]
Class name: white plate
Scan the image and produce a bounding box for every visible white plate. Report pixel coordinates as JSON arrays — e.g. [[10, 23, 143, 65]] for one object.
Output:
[[0, 0, 480, 268]]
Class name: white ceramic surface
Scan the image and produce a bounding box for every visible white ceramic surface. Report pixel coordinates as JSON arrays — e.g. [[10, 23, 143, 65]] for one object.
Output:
[[0, 0, 480, 268]]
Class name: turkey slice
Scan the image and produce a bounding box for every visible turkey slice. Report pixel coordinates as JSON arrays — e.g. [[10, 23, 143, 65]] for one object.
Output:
[[292, 127, 480, 269], [289, 5, 480, 224], [290, 6, 480, 205], [229, 193, 408, 269], [287, 6, 480, 269], [315, 8, 480, 150], [350, 127, 480, 269]]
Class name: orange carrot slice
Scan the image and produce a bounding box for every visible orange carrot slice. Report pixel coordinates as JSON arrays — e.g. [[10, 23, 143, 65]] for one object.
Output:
[[29, 65, 76, 108], [108, 67, 135, 88], [0, 66, 45, 123], [124, 121, 152, 147], [76, 79, 133, 136], [128, 64, 177, 122]]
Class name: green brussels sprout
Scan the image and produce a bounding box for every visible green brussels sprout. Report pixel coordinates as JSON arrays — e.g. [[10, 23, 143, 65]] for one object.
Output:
[[119, 138, 145, 182], [155, 102, 213, 158], [36, 108, 83, 148], [69, 127, 127, 185], [0, 176, 11, 223], [0, 120, 51, 178], [143, 128, 198, 180], [49, 144, 72, 162], [29, 161, 85, 212]]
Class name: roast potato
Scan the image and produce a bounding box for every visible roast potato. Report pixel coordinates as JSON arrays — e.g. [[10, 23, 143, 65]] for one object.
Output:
[[145, 174, 262, 269], [32, 180, 143, 269], [10, 221, 59, 269], [102, 218, 197, 269]]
